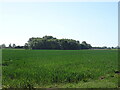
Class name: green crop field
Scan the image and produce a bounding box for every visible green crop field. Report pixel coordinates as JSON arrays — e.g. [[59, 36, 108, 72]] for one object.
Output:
[[2, 49, 119, 88]]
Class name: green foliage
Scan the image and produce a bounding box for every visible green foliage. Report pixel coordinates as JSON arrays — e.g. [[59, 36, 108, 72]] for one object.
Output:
[[24, 43, 29, 49], [43, 35, 56, 39], [12, 44, 16, 48], [27, 36, 91, 50], [8, 44, 12, 48], [2, 49, 118, 88], [80, 41, 92, 49]]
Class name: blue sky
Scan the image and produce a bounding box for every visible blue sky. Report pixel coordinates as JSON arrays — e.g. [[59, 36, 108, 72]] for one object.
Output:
[[0, 2, 118, 47]]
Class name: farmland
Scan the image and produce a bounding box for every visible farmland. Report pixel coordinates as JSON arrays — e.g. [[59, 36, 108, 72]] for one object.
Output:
[[2, 49, 118, 88]]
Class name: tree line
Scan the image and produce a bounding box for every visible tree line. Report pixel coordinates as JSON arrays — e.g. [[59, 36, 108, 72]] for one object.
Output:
[[25, 36, 92, 50], [0, 35, 119, 50]]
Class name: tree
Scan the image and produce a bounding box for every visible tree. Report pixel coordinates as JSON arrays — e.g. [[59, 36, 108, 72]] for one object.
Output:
[[9, 44, 12, 48], [27, 36, 92, 50], [15, 46, 24, 49], [43, 35, 56, 39], [1, 44, 6, 48], [12, 44, 16, 48], [80, 41, 92, 49], [24, 43, 29, 49], [58, 39, 80, 50]]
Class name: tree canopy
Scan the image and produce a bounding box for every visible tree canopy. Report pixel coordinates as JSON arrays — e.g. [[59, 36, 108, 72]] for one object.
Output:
[[26, 36, 92, 50]]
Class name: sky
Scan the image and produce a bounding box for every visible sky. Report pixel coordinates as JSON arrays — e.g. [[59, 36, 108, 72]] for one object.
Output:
[[0, 2, 118, 47]]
